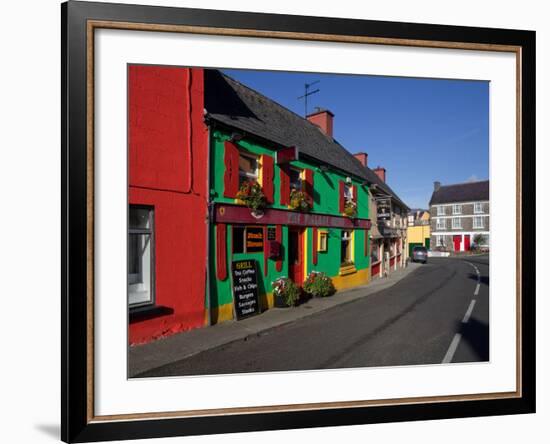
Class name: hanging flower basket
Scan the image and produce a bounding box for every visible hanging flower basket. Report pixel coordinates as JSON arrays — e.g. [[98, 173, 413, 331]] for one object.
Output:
[[343, 199, 357, 218], [236, 180, 266, 213], [289, 189, 312, 212]]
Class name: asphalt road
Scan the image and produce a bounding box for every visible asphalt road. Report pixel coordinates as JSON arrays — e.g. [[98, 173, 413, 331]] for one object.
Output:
[[139, 255, 489, 377]]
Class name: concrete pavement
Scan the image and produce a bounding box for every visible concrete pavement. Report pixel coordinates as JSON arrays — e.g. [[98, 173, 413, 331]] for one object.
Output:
[[129, 261, 422, 377]]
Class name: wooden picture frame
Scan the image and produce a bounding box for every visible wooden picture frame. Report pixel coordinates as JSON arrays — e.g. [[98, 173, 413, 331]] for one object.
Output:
[[62, 1, 535, 442]]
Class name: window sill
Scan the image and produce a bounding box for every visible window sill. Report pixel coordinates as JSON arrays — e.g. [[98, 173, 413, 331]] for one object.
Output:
[[339, 264, 357, 276], [129, 305, 174, 323]]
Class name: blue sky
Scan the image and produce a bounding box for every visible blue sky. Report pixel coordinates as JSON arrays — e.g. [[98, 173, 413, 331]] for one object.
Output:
[[223, 69, 489, 210]]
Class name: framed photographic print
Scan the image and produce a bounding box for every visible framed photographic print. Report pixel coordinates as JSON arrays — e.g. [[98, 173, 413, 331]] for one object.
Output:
[[62, 0, 535, 442]]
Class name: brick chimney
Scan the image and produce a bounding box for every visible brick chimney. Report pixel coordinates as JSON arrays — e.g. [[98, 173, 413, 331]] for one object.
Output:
[[306, 108, 334, 138], [354, 152, 368, 167], [374, 166, 386, 183], [434, 181, 441, 191]]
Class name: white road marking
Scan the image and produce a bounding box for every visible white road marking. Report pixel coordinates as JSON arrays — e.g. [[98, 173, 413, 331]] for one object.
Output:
[[462, 299, 477, 323], [442, 260, 483, 364], [442, 333, 462, 364]]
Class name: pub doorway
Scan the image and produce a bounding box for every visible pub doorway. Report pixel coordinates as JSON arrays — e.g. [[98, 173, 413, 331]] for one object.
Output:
[[288, 227, 305, 285]]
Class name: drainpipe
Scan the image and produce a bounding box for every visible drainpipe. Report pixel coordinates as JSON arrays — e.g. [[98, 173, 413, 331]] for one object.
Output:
[[204, 124, 212, 327]]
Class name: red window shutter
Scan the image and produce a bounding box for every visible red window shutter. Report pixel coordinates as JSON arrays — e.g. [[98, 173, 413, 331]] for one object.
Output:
[[352, 184, 358, 210], [216, 224, 227, 281], [280, 164, 290, 205], [339, 181, 345, 213], [223, 141, 239, 198], [261, 154, 274, 203], [312, 227, 318, 265], [365, 230, 369, 256], [263, 226, 269, 276], [275, 225, 283, 272], [304, 169, 314, 207]]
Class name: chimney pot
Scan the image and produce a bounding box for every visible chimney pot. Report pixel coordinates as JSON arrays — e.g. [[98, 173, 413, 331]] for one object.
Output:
[[373, 166, 386, 183], [306, 108, 334, 138], [354, 152, 368, 167], [434, 181, 441, 191]]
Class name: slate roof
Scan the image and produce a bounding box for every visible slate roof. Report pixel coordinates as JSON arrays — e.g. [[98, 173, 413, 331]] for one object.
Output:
[[204, 69, 409, 211], [429, 180, 489, 205]]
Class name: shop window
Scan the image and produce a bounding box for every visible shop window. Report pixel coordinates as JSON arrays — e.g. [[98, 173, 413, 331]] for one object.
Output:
[[371, 243, 380, 263], [128, 206, 154, 308], [233, 226, 245, 254], [238, 152, 258, 186], [318, 230, 328, 252], [341, 230, 353, 265], [289, 167, 302, 191], [232, 226, 264, 254]]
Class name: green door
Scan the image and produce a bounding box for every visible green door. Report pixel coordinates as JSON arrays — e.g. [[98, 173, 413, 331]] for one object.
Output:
[[425, 238, 431, 249]]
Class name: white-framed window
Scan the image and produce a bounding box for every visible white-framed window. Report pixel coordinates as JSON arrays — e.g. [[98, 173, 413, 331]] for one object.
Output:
[[474, 202, 484, 213], [473, 216, 484, 228], [341, 230, 353, 265], [436, 218, 446, 230], [128, 206, 154, 308], [452, 204, 462, 215], [452, 217, 462, 229], [437, 206, 445, 216], [436, 235, 444, 247], [318, 230, 328, 252], [289, 167, 303, 191], [238, 151, 259, 186], [343, 183, 353, 201]]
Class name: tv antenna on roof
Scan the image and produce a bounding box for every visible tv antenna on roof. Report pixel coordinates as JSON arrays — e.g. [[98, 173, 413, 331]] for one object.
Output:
[[297, 80, 320, 117]]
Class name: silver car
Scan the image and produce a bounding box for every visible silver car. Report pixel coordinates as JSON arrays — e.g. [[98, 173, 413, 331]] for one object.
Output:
[[412, 246, 428, 264]]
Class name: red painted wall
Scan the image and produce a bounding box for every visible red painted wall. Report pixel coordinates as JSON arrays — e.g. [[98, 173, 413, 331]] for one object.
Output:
[[128, 65, 208, 344]]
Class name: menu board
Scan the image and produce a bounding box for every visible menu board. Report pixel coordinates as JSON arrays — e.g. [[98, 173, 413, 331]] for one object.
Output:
[[231, 260, 261, 320]]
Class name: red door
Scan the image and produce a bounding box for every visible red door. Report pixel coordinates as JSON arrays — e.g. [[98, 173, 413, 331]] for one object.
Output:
[[464, 235, 471, 251], [288, 228, 304, 284], [453, 235, 462, 252]]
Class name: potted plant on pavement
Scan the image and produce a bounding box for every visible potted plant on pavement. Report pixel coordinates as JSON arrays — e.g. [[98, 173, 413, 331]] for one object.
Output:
[[272, 277, 301, 307], [302, 271, 336, 298], [236, 179, 266, 218]]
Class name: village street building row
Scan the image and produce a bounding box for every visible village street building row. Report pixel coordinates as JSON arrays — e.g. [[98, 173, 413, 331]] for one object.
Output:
[[128, 65, 409, 344]]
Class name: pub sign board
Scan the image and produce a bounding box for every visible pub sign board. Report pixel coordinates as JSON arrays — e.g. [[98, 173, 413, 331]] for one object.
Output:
[[231, 260, 261, 320]]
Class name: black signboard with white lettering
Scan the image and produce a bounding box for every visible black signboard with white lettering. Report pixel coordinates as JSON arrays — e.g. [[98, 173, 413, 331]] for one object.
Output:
[[231, 260, 261, 320], [376, 198, 392, 220]]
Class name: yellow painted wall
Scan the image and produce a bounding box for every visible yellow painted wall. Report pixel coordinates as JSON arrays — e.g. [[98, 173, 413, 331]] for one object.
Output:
[[407, 225, 431, 244]]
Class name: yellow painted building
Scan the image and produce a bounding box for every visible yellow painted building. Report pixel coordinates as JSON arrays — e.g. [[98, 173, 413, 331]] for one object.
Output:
[[407, 210, 431, 255]]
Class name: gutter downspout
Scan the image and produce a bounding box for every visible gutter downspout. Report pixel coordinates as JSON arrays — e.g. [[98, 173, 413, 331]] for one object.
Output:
[[204, 122, 212, 327]]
